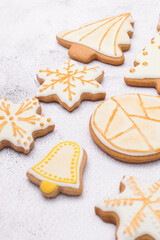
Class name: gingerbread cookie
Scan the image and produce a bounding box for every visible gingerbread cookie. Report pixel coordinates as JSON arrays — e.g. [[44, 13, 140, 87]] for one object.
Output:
[[125, 32, 160, 94], [56, 13, 134, 65], [95, 176, 160, 240], [0, 97, 54, 154], [90, 94, 160, 163], [36, 59, 106, 112], [27, 141, 87, 198]]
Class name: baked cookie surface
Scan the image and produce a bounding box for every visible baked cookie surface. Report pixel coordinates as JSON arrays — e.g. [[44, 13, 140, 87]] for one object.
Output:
[[0, 97, 54, 154], [57, 13, 133, 65], [125, 32, 160, 93], [90, 94, 160, 163], [95, 176, 160, 240], [27, 141, 87, 198], [36, 59, 106, 111], [157, 15, 160, 31]]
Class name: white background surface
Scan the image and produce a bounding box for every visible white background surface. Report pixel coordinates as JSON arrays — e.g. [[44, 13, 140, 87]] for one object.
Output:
[[1, 0, 160, 239]]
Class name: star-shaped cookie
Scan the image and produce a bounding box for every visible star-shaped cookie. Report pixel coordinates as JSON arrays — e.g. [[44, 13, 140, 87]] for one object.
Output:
[[95, 176, 160, 240], [36, 59, 106, 112], [0, 97, 55, 154]]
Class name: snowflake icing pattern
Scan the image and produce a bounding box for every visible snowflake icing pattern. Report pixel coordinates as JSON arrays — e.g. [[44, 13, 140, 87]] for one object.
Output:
[[36, 59, 105, 109], [96, 176, 160, 239], [0, 97, 54, 153]]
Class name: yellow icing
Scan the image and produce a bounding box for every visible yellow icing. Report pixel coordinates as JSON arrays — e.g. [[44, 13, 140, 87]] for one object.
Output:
[[40, 180, 58, 194], [31, 141, 80, 184]]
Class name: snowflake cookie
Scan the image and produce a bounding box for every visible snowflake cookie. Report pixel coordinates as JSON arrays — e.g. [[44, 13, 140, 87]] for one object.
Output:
[[36, 59, 106, 112], [95, 176, 160, 240], [27, 141, 87, 198], [90, 94, 160, 163], [57, 13, 133, 65], [0, 97, 55, 154], [125, 32, 160, 94]]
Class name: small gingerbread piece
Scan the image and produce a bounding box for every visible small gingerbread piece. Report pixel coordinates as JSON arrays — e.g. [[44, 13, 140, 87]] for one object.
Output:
[[0, 97, 54, 154], [125, 31, 160, 94], [157, 14, 160, 31], [27, 141, 87, 198], [90, 94, 160, 163], [95, 176, 160, 240], [36, 59, 106, 112], [56, 13, 134, 65]]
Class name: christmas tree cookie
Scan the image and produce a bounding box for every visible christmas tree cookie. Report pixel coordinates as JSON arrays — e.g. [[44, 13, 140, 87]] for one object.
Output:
[[90, 94, 160, 163], [125, 32, 160, 93], [56, 13, 134, 65], [36, 59, 106, 112], [27, 141, 87, 198], [95, 176, 160, 240], [0, 97, 54, 154]]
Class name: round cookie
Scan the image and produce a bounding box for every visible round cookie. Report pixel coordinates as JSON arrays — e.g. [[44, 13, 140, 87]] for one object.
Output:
[[90, 94, 160, 163], [57, 13, 134, 65]]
